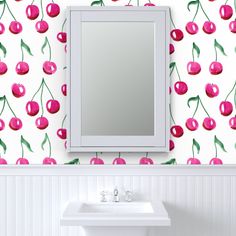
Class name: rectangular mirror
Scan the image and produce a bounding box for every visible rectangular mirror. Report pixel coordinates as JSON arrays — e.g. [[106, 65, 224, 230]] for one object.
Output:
[[67, 7, 170, 152]]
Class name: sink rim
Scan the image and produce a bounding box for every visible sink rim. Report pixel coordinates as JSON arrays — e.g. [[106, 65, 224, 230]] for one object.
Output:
[[61, 201, 171, 227]]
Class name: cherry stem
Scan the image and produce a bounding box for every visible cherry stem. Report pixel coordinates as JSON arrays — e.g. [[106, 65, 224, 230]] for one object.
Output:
[[31, 0, 35, 4], [5, 96, 16, 117], [175, 64, 182, 81], [40, 80, 44, 117], [225, 81, 236, 101], [214, 44, 218, 62], [0, 96, 6, 116], [21, 136, 24, 158], [214, 139, 218, 157], [45, 37, 52, 61], [127, 0, 132, 5], [199, 1, 211, 21], [192, 141, 195, 158], [45, 133, 51, 157], [192, 0, 200, 22], [225, 0, 229, 4], [234, 88, 236, 109], [119, 152, 121, 158], [234, 0, 236, 14], [40, 0, 44, 21], [137, 0, 139, 6], [5, 1, 17, 21], [192, 96, 200, 118], [0, 2, 6, 20], [192, 45, 195, 62], [169, 9, 176, 29], [146, 152, 148, 157], [199, 97, 210, 117], [21, 41, 24, 62], [101, 0, 105, 6], [148, 0, 151, 3], [61, 115, 66, 128], [43, 80, 54, 100], [96, 152, 98, 158], [61, 18, 67, 32], [31, 80, 44, 101], [169, 104, 176, 124]]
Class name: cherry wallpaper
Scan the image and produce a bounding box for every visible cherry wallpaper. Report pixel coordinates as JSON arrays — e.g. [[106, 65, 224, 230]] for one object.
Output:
[[0, 0, 235, 165]]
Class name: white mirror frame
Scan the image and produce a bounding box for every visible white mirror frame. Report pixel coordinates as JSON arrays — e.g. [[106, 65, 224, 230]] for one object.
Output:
[[67, 6, 170, 152]]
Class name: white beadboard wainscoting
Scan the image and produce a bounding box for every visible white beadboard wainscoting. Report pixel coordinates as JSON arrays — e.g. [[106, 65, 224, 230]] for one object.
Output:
[[0, 165, 236, 236]]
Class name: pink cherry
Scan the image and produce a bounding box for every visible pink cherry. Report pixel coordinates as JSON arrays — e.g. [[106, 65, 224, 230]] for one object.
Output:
[[186, 22, 199, 35], [139, 157, 154, 165], [187, 61, 201, 75], [57, 128, 67, 139], [209, 157, 223, 165], [229, 20, 236, 33], [90, 157, 104, 165], [9, 21, 22, 34], [35, 116, 49, 130], [46, 3, 60, 17], [16, 157, 29, 165], [46, 99, 60, 114], [112, 157, 126, 165], [61, 84, 67, 96], [43, 157, 57, 165], [57, 32, 67, 43], [26, 101, 39, 116], [11, 83, 26, 98], [26, 4, 39, 20], [0, 22, 5, 34], [170, 29, 184, 41], [35, 20, 49, 33], [229, 117, 236, 129], [9, 117, 22, 130], [169, 43, 175, 54], [144, 3, 155, 6], [169, 139, 175, 151], [209, 61, 223, 75], [203, 21, 216, 34], [185, 118, 199, 131], [219, 101, 233, 116], [205, 83, 219, 98], [170, 125, 184, 137], [43, 61, 57, 75], [174, 81, 188, 95], [202, 117, 216, 130], [0, 118, 5, 131], [187, 157, 201, 165], [0, 61, 8, 75], [219, 5, 233, 20], [0, 157, 7, 164], [15, 61, 29, 75]]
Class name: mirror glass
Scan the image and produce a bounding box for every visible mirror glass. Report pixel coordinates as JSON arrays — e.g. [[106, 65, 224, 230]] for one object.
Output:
[[81, 22, 155, 136]]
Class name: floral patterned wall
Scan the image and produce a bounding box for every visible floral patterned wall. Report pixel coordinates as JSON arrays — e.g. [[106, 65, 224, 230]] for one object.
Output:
[[0, 0, 235, 165]]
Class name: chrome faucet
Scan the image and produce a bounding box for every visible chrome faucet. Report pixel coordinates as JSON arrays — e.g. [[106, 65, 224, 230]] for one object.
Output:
[[113, 188, 119, 202]]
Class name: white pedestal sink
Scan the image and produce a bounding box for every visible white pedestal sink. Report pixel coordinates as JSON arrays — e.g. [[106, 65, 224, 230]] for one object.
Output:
[[61, 201, 170, 236]]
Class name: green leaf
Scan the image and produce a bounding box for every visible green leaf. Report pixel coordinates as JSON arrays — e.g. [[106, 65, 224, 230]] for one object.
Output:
[[214, 39, 227, 56], [214, 135, 227, 152], [161, 158, 176, 165], [169, 62, 176, 69], [0, 42, 7, 58], [0, 139, 7, 154], [193, 42, 200, 58], [21, 39, 33, 56], [193, 138, 200, 154], [187, 95, 199, 108], [41, 133, 48, 151], [65, 158, 80, 165], [0, 1, 5, 4], [187, 0, 199, 11], [0, 95, 5, 101], [91, 0, 102, 6], [41, 37, 48, 54], [21, 135, 33, 152]]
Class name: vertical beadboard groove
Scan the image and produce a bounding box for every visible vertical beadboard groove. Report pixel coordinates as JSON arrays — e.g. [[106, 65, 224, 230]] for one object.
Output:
[[0, 173, 236, 236]]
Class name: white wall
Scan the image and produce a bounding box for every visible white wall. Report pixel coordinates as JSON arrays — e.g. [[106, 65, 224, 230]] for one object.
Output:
[[0, 166, 235, 236]]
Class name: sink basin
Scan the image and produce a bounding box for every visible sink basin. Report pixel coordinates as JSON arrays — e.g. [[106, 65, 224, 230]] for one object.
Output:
[[61, 201, 170, 227]]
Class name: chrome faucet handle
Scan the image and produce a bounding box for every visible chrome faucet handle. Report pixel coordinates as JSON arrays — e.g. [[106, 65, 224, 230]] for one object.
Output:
[[125, 190, 133, 202], [100, 191, 108, 202], [113, 188, 119, 202]]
